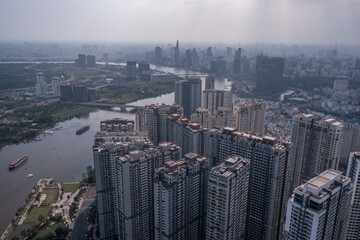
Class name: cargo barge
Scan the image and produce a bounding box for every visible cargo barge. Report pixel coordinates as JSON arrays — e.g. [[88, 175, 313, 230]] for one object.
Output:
[[76, 125, 90, 135], [9, 155, 28, 170]]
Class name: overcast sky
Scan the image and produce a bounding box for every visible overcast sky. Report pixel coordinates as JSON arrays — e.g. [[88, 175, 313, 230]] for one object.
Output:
[[0, 0, 359, 44]]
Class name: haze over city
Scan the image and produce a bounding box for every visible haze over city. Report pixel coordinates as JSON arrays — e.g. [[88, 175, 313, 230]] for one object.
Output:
[[1, 1, 360, 240], [1, 0, 360, 44]]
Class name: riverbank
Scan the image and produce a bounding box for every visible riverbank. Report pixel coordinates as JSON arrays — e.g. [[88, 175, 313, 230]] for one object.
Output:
[[1, 178, 78, 240], [0, 103, 97, 151]]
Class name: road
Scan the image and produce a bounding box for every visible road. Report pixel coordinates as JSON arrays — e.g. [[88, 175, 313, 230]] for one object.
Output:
[[71, 187, 96, 240]]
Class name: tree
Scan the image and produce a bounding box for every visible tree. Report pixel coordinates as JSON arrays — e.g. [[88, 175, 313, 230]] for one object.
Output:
[[37, 214, 45, 223], [20, 229, 27, 237]]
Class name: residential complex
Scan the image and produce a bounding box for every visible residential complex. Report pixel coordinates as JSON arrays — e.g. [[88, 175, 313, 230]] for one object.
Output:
[[154, 153, 209, 240], [346, 152, 360, 239], [206, 156, 249, 240], [291, 114, 344, 189], [235, 101, 266, 135], [285, 169, 353, 240]]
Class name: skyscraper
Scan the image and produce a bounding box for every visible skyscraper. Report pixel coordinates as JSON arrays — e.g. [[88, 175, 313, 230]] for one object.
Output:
[[202, 89, 225, 113], [35, 72, 47, 96], [285, 169, 353, 240], [186, 49, 192, 68], [76, 54, 86, 67], [255, 55, 285, 93], [205, 128, 293, 239], [174, 78, 202, 118], [340, 122, 360, 167], [155, 46, 162, 65], [166, 114, 206, 157], [86, 54, 96, 67], [290, 114, 344, 189], [346, 152, 360, 239], [206, 156, 250, 240], [126, 61, 137, 80], [235, 101, 266, 136], [205, 75, 215, 90], [135, 104, 183, 145], [51, 77, 61, 96], [93, 136, 181, 239], [233, 48, 241, 76], [154, 153, 209, 240], [191, 107, 235, 130], [174, 40, 179, 61]]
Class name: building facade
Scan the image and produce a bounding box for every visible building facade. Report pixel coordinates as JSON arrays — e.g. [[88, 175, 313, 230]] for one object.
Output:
[[93, 136, 181, 239], [205, 128, 293, 240], [154, 153, 209, 240], [206, 156, 249, 240], [174, 78, 202, 118], [291, 114, 344, 190], [346, 152, 360, 240], [235, 101, 266, 136], [285, 169, 353, 240]]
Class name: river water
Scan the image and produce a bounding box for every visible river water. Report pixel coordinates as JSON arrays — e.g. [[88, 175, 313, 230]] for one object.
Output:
[[0, 64, 231, 233]]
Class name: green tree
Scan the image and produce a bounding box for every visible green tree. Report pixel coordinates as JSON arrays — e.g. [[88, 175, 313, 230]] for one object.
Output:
[[37, 214, 45, 223]]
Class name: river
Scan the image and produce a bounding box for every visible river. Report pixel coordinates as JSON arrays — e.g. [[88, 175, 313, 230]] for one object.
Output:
[[0, 64, 231, 233]]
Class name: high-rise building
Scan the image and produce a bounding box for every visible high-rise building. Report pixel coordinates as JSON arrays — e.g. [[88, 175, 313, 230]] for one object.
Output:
[[155, 46, 162, 65], [192, 48, 200, 69], [51, 77, 61, 96], [186, 49, 192, 68], [340, 122, 360, 167], [202, 89, 225, 113], [207, 47, 213, 58], [191, 107, 235, 130], [87, 55, 96, 67], [285, 169, 353, 240], [290, 114, 344, 189], [35, 72, 47, 96], [355, 59, 360, 70], [235, 101, 266, 136], [210, 57, 226, 76], [205, 75, 215, 90], [206, 156, 250, 240], [174, 78, 202, 118], [76, 54, 87, 67], [205, 128, 293, 239], [154, 153, 209, 240], [333, 79, 349, 92], [255, 55, 285, 93], [233, 48, 241, 76], [346, 152, 360, 239], [166, 114, 206, 157], [93, 136, 181, 239], [135, 104, 183, 145], [174, 40, 179, 61], [126, 61, 137, 80], [138, 62, 151, 81]]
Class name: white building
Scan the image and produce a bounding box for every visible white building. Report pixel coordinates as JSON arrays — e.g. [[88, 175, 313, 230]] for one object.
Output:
[[36, 72, 47, 96], [285, 169, 353, 240], [51, 77, 61, 96], [346, 152, 360, 239], [206, 156, 250, 240], [191, 107, 235, 130]]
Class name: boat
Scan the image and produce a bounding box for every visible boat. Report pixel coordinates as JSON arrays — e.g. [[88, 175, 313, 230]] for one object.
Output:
[[9, 155, 28, 170], [76, 125, 90, 135], [27, 174, 34, 178]]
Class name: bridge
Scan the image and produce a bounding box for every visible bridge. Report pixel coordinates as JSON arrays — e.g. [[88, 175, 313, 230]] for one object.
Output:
[[62, 101, 144, 112]]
